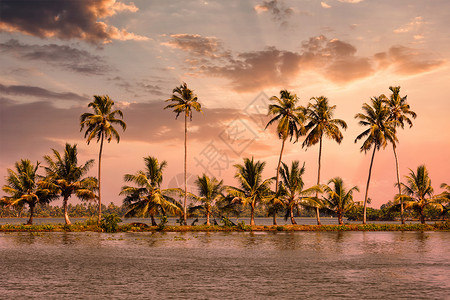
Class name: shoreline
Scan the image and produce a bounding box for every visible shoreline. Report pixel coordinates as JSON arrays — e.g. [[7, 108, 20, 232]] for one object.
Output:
[[1, 222, 449, 232]]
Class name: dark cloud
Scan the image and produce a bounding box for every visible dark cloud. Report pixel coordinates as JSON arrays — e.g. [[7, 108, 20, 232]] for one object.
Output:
[[162, 34, 231, 60], [0, 39, 111, 75], [374, 46, 445, 75], [164, 34, 444, 92], [0, 0, 147, 43], [254, 0, 294, 27], [0, 83, 88, 101]]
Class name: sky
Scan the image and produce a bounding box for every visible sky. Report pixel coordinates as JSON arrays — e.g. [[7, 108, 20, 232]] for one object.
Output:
[[1, 0, 449, 209]]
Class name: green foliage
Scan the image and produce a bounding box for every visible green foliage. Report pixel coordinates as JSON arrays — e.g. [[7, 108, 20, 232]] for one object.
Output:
[[237, 221, 251, 231], [156, 215, 168, 231], [221, 216, 234, 227], [100, 214, 122, 233]]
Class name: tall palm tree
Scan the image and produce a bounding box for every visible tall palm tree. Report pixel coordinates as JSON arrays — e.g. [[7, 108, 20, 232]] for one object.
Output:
[[188, 174, 225, 225], [228, 157, 272, 226], [396, 165, 443, 224], [1, 159, 55, 224], [322, 177, 359, 225], [120, 156, 182, 226], [384, 86, 417, 224], [42, 143, 97, 225], [80, 95, 126, 223], [278, 161, 321, 224], [303, 96, 347, 225], [165, 82, 202, 225], [355, 96, 397, 224]]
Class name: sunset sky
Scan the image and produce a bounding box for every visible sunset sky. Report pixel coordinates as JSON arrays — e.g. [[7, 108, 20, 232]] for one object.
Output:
[[1, 0, 449, 209]]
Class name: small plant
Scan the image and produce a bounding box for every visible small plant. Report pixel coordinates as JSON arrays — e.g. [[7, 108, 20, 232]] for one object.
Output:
[[221, 216, 234, 227], [100, 214, 122, 233], [276, 226, 284, 231], [237, 221, 250, 231], [85, 216, 99, 226], [157, 215, 168, 231]]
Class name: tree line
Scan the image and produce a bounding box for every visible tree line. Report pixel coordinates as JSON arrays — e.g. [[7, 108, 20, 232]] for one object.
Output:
[[1, 84, 449, 225]]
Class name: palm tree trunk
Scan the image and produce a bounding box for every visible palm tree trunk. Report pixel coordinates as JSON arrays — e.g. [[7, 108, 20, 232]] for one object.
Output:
[[97, 132, 104, 225], [337, 210, 343, 225], [363, 147, 377, 224], [206, 211, 210, 226], [392, 144, 404, 224], [250, 202, 255, 226], [63, 196, 71, 225], [27, 203, 35, 225], [275, 138, 286, 193], [315, 136, 323, 225], [150, 214, 157, 226], [290, 204, 297, 225], [420, 206, 425, 224], [184, 114, 187, 226]]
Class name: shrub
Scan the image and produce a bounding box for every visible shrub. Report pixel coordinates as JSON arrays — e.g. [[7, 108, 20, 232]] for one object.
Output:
[[100, 214, 122, 233], [157, 215, 168, 231]]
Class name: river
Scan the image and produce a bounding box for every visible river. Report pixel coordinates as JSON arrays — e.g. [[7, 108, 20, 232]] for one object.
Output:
[[0, 231, 448, 299]]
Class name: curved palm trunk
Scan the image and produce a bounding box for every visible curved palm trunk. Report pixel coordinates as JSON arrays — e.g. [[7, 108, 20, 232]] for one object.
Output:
[[184, 114, 188, 226], [315, 137, 323, 225], [363, 147, 377, 224], [273, 138, 286, 225], [63, 196, 71, 225], [392, 144, 404, 224], [97, 132, 104, 225], [290, 203, 297, 225], [27, 203, 35, 225]]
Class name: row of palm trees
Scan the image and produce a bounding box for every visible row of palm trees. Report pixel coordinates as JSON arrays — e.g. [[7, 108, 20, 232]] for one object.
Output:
[[1, 84, 447, 225]]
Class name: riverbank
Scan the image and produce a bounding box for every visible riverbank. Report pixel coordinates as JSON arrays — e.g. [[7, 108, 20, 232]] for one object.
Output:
[[1, 221, 449, 232]]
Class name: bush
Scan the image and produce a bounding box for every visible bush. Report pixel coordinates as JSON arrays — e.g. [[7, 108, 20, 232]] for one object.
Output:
[[157, 215, 168, 231], [100, 214, 122, 233]]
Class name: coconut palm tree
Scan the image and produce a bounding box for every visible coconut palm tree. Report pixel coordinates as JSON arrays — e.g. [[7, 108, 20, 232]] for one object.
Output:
[[384, 86, 417, 224], [80, 95, 126, 224], [303, 96, 347, 225], [188, 174, 225, 225], [1, 159, 56, 224], [41, 143, 97, 225], [165, 82, 202, 225], [355, 96, 397, 224], [277, 161, 321, 224], [396, 165, 443, 224], [266, 90, 305, 225], [120, 156, 182, 226], [228, 157, 272, 226], [322, 177, 359, 225]]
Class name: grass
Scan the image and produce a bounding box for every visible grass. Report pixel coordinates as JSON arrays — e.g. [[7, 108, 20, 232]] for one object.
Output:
[[0, 221, 449, 232]]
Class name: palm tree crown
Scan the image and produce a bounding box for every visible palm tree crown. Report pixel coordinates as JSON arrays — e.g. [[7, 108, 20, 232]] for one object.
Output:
[[1, 159, 55, 224], [322, 177, 359, 225], [397, 165, 443, 224], [42, 143, 97, 224], [229, 157, 272, 226], [189, 174, 225, 225], [120, 156, 182, 226]]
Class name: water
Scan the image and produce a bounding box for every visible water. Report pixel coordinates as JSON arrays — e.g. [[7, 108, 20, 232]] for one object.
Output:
[[0, 231, 448, 299]]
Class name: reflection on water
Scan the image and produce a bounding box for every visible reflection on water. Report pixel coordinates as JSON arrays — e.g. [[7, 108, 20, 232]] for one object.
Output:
[[0, 231, 449, 299]]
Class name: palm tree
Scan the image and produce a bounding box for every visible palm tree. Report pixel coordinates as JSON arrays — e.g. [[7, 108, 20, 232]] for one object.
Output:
[[266, 90, 305, 225], [278, 161, 321, 224], [396, 165, 443, 224], [41, 143, 97, 225], [439, 183, 450, 219], [228, 157, 272, 226], [188, 174, 225, 225], [322, 177, 359, 225], [120, 156, 182, 226], [384, 86, 417, 224], [1, 159, 55, 224], [355, 96, 397, 224], [80, 95, 126, 223], [303, 96, 347, 225], [165, 82, 202, 225]]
